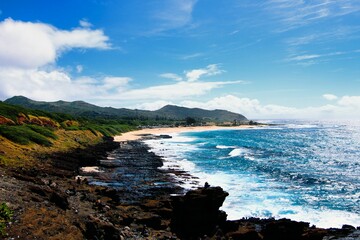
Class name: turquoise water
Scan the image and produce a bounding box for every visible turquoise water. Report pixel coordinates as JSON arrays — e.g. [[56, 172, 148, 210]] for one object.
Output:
[[145, 120, 360, 228]]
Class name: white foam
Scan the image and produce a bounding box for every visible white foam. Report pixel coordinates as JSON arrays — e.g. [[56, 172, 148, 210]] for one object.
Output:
[[216, 145, 236, 149], [143, 133, 202, 189], [223, 198, 360, 228], [285, 124, 318, 129], [228, 148, 251, 157], [80, 166, 102, 173], [193, 171, 360, 228]]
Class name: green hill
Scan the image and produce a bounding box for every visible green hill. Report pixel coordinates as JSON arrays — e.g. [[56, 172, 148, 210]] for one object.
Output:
[[4, 96, 145, 120], [5, 96, 249, 123], [155, 105, 248, 123]]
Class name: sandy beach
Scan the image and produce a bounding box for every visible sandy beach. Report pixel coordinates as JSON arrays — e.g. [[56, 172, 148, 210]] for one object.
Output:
[[114, 125, 261, 142]]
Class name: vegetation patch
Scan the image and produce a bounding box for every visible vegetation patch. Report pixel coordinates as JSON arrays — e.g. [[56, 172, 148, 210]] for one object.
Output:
[[0, 125, 53, 146], [0, 203, 13, 237], [84, 124, 134, 137], [27, 125, 58, 140]]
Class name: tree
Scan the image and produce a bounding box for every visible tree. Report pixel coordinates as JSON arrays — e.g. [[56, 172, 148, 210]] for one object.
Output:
[[185, 117, 196, 126]]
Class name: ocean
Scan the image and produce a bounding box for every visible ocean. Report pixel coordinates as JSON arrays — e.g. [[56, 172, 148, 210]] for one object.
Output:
[[144, 120, 360, 228]]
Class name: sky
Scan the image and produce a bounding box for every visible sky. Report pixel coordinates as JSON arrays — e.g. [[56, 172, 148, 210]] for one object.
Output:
[[0, 0, 359, 119]]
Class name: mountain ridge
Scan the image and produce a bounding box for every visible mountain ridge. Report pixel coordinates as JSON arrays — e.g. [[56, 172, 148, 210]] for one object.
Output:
[[5, 96, 249, 123]]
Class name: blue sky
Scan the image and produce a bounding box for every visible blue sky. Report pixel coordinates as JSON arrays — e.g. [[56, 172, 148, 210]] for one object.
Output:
[[0, 0, 359, 119]]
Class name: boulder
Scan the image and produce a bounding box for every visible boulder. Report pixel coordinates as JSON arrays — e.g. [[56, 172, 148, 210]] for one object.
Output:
[[84, 215, 120, 240], [171, 186, 229, 238]]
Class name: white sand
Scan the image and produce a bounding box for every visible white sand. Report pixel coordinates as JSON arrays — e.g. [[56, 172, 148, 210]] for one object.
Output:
[[114, 125, 261, 142]]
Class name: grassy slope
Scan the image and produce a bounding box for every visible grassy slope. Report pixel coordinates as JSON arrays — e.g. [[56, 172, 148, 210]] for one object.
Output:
[[0, 129, 103, 167], [0, 100, 73, 123], [0, 101, 135, 168]]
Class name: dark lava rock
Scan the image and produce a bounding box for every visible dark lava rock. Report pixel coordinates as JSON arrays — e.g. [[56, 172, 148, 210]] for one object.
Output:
[[227, 224, 262, 240], [89, 141, 182, 204], [135, 213, 163, 229], [262, 218, 309, 240], [84, 215, 120, 240], [171, 186, 229, 238], [28, 185, 69, 210], [49, 191, 69, 210]]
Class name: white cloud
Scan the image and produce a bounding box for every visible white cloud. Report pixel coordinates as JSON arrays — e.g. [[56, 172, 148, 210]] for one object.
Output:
[[286, 51, 350, 65], [338, 96, 360, 108], [323, 94, 338, 101], [160, 73, 183, 81], [265, 0, 360, 31], [52, 28, 110, 51], [154, 0, 197, 30], [0, 18, 110, 69], [79, 19, 92, 28], [160, 64, 225, 83], [185, 64, 224, 82], [286, 26, 360, 47], [176, 94, 360, 119], [0, 18, 116, 102], [134, 100, 174, 111], [0, 67, 134, 102], [110, 80, 242, 101], [288, 54, 321, 61], [0, 68, 84, 101], [76, 65, 83, 73], [102, 77, 132, 92], [181, 52, 203, 60]]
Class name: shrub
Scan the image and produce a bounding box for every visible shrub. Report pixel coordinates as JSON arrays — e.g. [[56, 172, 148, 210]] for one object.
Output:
[[0, 125, 53, 146], [64, 126, 80, 131], [0, 202, 13, 237], [27, 125, 58, 139]]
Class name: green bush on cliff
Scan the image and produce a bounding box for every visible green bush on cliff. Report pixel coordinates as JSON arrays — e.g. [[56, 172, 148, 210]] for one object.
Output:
[[0, 202, 13, 237], [84, 124, 134, 137], [27, 125, 58, 139], [0, 125, 53, 146]]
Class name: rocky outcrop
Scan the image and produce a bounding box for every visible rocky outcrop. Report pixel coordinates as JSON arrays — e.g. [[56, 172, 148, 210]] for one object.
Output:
[[16, 113, 28, 124], [15, 113, 59, 127], [38, 116, 60, 128], [170, 185, 360, 240], [171, 186, 229, 238], [27, 115, 59, 127], [0, 115, 16, 125], [61, 120, 80, 127]]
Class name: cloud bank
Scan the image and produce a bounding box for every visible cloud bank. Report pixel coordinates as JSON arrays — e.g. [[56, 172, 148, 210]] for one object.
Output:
[[0, 18, 110, 69], [0, 19, 240, 104], [136, 94, 360, 120]]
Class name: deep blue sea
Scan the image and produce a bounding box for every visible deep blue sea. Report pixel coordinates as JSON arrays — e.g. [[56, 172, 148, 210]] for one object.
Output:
[[145, 120, 360, 228]]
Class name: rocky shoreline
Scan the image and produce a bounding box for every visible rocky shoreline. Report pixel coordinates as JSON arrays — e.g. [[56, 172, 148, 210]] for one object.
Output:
[[1, 136, 359, 239]]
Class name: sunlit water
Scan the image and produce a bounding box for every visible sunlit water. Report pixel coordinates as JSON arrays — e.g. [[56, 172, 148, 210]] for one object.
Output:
[[145, 120, 360, 228]]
